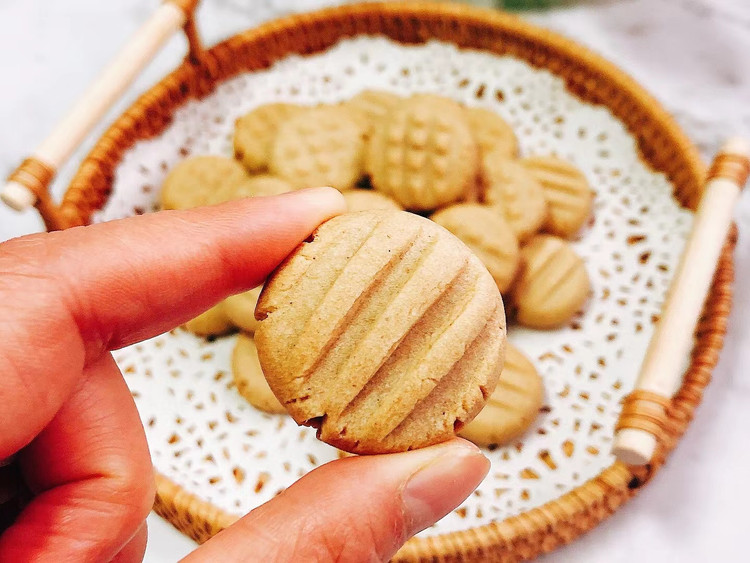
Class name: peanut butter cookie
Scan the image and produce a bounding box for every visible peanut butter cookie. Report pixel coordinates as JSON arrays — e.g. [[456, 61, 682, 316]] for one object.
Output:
[[254, 209, 506, 454]]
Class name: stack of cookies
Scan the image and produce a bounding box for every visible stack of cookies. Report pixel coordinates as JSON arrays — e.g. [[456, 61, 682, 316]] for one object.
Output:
[[158, 90, 595, 452]]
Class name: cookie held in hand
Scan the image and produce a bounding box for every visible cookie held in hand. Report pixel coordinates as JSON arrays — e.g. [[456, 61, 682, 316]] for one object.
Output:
[[254, 210, 506, 454]]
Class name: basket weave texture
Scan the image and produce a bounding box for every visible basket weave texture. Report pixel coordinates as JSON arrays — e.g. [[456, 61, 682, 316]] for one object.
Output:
[[45, 3, 734, 561]]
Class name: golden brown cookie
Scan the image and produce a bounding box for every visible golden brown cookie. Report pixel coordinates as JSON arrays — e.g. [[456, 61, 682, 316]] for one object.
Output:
[[431, 203, 519, 294], [232, 333, 286, 414], [212, 175, 294, 204], [269, 106, 366, 191], [224, 286, 263, 334], [464, 107, 519, 158], [459, 342, 543, 447], [512, 235, 590, 329], [481, 156, 548, 242], [233, 103, 301, 172], [254, 209, 506, 454], [345, 90, 402, 139], [341, 189, 402, 213], [184, 303, 234, 337], [366, 94, 478, 211], [160, 156, 249, 210], [521, 156, 594, 238]]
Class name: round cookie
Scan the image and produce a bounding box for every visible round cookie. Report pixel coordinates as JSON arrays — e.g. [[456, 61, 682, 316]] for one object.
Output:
[[254, 209, 506, 454], [521, 156, 594, 238], [224, 286, 263, 334], [270, 106, 366, 191], [232, 333, 286, 414], [184, 303, 234, 337], [481, 156, 548, 242], [459, 342, 543, 447], [160, 156, 249, 210], [341, 189, 402, 213], [233, 103, 301, 172], [345, 90, 402, 139], [431, 203, 519, 294], [212, 175, 294, 204], [366, 94, 478, 211], [464, 107, 519, 158], [512, 235, 591, 329]]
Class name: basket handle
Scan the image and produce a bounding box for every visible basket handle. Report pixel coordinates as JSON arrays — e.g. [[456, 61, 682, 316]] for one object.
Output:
[[1, 0, 203, 230], [613, 138, 750, 466]]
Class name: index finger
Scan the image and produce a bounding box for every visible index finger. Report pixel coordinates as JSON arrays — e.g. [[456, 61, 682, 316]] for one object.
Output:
[[0, 187, 345, 458]]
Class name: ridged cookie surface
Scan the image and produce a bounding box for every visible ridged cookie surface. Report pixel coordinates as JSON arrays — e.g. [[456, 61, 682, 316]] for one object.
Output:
[[431, 203, 519, 294], [459, 341, 543, 447], [255, 210, 506, 454], [512, 235, 590, 329], [521, 156, 593, 238], [367, 95, 478, 211]]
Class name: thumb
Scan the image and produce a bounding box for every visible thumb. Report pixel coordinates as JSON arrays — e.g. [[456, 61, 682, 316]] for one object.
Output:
[[183, 439, 488, 562]]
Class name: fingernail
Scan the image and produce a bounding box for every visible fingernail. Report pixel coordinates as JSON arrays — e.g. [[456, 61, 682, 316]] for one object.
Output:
[[400, 440, 490, 536], [281, 186, 346, 214]]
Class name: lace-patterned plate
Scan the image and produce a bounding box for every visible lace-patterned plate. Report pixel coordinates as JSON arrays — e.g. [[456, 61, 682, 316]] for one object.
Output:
[[95, 36, 693, 536]]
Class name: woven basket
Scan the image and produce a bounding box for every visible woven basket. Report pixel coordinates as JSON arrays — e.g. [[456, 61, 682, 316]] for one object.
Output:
[[7, 2, 735, 561]]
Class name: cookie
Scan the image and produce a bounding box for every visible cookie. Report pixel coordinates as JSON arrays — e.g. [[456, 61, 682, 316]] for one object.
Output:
[[512, 235, 590, 329], [254, 209, 506, 454], [345, 90, 402, 139], [366, 94, 478, 211], [160, 156, 249, 210], [431, 203, 519, 294], [521, 156, 594, 238], [481, 156, 547, 242], [270, 106, 366, 191], [459, 342, 543, 447], [232, 333, 286, 414], [233, 103, 301, 172], [341, 189, 402, 213], [212, 175, 294, 204], [184, 303, 234, 337], [224, 286, 263, 334], [464, 107, 519, 158]]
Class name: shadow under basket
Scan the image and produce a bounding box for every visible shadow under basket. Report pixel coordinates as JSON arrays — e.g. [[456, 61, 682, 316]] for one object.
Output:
[[10, 2, 736, 561]]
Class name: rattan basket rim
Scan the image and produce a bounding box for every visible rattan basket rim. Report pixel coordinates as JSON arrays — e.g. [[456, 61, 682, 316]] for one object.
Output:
[[58, 3, 734, 561]]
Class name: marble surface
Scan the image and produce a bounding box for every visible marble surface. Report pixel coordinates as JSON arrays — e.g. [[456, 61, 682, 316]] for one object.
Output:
[[1, 0, 749, 561]]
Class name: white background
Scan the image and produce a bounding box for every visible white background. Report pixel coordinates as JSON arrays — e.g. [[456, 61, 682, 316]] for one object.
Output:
[[1, 1, 749, 561]]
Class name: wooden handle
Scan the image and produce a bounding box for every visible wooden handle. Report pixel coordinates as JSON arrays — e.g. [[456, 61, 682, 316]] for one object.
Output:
[[1, 1, 196, 220], [613, 137, 750, 466]]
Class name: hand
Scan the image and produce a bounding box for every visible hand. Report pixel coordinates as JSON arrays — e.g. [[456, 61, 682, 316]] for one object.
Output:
[[0, 187, 489, 562]]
